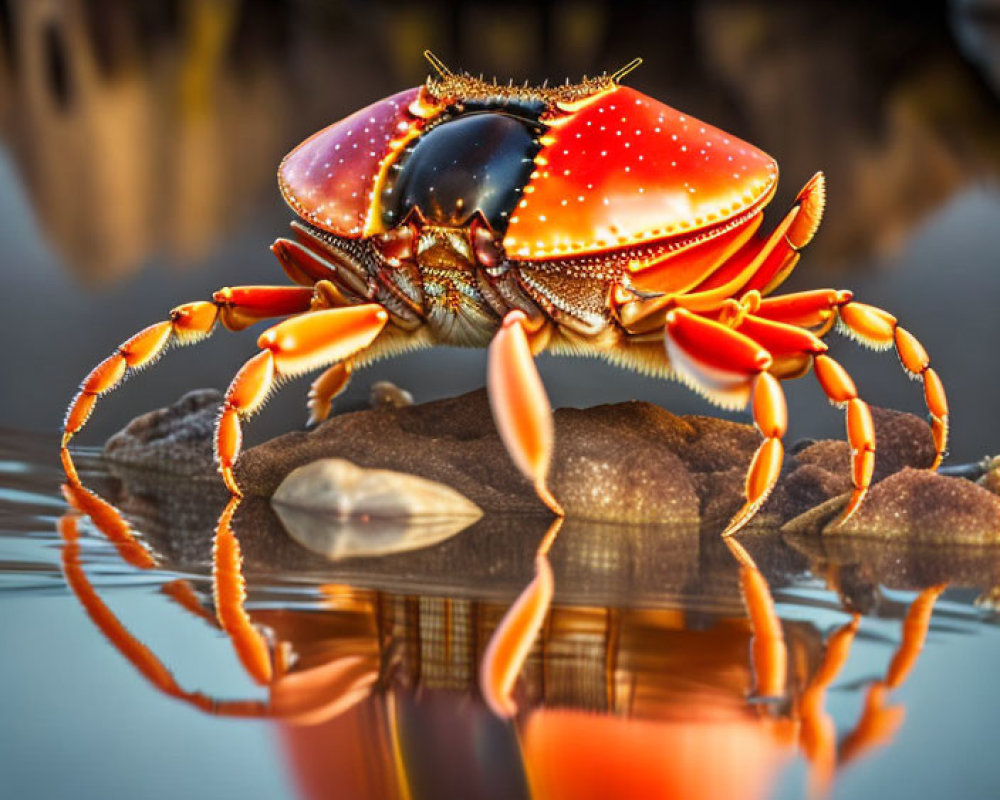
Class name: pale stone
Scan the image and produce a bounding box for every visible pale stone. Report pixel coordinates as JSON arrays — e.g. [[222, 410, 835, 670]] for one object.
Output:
[[272, 457, 483, 559]]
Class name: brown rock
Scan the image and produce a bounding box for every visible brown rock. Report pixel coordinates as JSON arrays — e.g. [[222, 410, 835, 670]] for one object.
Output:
[[770, 406, 937, 523], [238, 391, 704, 524], [828, 468, 1000, 544], [103, 389, 219, 475], [792, 406, 935, 480], [102, 387, 951, 532]]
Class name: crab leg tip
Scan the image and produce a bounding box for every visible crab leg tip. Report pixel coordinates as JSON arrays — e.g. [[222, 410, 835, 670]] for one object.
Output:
[[221, 467, 243, 498], [60, 447, 81, 486], [835, 488, 868, 527], [535, 480, 565, 518]]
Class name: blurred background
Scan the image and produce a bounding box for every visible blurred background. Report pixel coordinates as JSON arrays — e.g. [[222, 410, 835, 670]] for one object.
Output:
[[1, 0, 999, 461]]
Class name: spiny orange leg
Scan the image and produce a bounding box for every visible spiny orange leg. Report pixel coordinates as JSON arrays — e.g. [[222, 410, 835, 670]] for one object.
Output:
[[61, 286, 316, 484], [839, 584, 945, 767], [758, 290, 948, 470], [664, 307, 786, 536], [837, 300, 948, 469], [487, 310, 563, 516], [216, 304, 388, 495], [811, 354, 877, 524]]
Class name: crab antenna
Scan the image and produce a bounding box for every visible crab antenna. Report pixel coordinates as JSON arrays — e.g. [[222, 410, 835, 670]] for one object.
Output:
[[423, 50, 453, 79], [610, 57, 643, 84]]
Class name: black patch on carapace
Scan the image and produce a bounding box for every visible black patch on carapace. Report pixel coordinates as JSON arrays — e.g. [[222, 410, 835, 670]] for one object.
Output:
[[381, 111, 543, 234]]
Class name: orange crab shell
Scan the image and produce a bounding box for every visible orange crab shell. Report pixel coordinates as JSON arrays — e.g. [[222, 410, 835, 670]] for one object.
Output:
[[504, 85, 778, 259], [278, 82, 778, 264]]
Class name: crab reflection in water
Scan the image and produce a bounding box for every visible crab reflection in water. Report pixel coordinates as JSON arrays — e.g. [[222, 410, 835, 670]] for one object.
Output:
[[56, 465, 957, 800]]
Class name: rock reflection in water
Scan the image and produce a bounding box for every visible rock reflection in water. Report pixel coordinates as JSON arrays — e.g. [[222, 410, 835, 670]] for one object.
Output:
[[53, 460, 989, 800]]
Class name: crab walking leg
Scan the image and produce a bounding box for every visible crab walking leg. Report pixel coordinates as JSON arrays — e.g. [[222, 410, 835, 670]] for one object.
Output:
[[487, 311, 563, 516], [757, 290, 949, 469], [728, 371, 789, 536], [306, 361, 354, 426], [837, 301, 948, 468], [810, 354, 877, 523], [664, 308, 785, 536], [216, 305, 388, 495], [61, 286, 316, 477]]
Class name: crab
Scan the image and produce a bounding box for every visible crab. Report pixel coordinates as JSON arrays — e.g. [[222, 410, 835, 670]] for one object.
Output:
[[61, 53, 948, 535]]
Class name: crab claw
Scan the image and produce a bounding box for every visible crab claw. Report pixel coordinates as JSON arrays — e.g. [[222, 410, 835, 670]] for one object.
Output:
[[488, 311, 563, 516]]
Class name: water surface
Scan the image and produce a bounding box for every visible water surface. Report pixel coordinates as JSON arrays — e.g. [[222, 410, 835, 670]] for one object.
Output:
[[3, 430, 1000, 799]]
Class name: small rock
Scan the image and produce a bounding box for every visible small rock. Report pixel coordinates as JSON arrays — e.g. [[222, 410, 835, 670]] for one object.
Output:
[[977, 456, 1000, 496], [369, 381, 414, 409], [103, 389, 220, 475], [827, 468, 1000, 544], [273, 458, 482, 559]]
